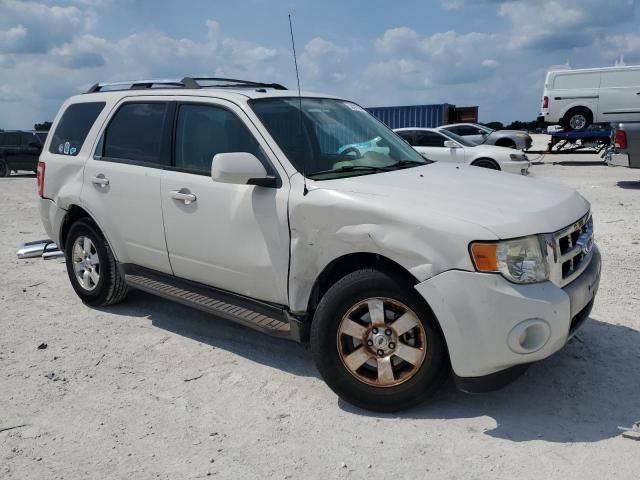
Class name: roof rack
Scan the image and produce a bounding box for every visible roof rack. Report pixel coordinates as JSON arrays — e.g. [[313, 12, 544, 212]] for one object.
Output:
[[85, 76, 287, 94]]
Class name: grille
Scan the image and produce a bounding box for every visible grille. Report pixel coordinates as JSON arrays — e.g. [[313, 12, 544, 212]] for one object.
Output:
[[547, 212, 594, 287]]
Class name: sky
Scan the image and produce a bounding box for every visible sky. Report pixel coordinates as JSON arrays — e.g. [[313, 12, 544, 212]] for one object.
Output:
[[1, 0, 639, 129]]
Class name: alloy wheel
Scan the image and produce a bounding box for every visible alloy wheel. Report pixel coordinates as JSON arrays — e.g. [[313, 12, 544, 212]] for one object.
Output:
[[72, 236, 100, 291], [337, 297, 427, 387]]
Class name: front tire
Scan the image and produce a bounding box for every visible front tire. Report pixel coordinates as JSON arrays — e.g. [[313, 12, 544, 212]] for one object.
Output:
[[65, 218, 128, 307], [310, 269, 448, 412]]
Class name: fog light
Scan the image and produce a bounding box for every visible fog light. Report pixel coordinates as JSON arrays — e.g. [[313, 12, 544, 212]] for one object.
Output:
[[507, 319, 551, 354]]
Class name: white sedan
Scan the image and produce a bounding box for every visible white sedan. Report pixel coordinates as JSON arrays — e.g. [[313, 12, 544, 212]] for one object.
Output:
[[394, 127, 530, 175]]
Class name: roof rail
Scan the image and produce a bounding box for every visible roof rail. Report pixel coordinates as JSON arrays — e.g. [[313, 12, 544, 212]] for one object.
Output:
[[180, 77, 287, 90], [85, 77, 287, 94], [85, 79, 186, 93]]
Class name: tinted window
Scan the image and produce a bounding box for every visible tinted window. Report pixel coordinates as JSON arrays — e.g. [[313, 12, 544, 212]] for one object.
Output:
[[49, 102, 105, 155], [103, 103, 168, 164], [396, 131, 415, 144], [175, 104, 267, 173], [451, 125, 482, 136], [21, 132, 39, 146], [2, 132, 20, 146], [415, 131, 445, 147]]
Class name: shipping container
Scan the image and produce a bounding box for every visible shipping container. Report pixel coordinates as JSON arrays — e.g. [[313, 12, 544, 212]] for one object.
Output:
[[366, 103, 478, 129]]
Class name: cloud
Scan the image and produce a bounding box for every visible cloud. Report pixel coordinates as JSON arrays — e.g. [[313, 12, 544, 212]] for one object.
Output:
[[0, 0, 91, 54], [372, 28, 500, 86], [499, 0, 638, 51]]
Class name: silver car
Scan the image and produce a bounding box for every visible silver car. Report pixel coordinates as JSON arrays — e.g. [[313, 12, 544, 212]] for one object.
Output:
[[440, 123, 532, 150]]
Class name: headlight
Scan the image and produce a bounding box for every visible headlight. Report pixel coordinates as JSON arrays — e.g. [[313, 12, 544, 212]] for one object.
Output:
[[509, 153, 528, 161], [470, 235, 549, 284]]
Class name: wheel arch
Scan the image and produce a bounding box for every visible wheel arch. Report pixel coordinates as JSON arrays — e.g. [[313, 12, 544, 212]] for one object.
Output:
[[471, 157, 501, 170], [494, 138, 516, 149], [306, 252, 420, 315], [560, 104, 594, 124]]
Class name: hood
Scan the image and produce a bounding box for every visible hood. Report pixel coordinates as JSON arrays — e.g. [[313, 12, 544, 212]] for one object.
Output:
[[312, 162, 589, 239]]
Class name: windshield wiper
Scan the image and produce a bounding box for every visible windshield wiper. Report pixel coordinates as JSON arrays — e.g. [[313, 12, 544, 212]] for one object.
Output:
[[308, 165, 392, 178], [386, 159, 428, 169]]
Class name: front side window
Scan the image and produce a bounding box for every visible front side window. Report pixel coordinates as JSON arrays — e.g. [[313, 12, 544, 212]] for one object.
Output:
[[175, 104, 268, 174], [251, 98, 428, 180], [49, 102, 105, 156], [102, 102, 168, 164], [415, 131, 445, 147], [2, 132, 20, 146], [21, 132, 40, 147]]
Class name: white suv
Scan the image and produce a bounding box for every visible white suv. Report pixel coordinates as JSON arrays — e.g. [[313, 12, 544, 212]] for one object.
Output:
[[37, 77, 601, 412]]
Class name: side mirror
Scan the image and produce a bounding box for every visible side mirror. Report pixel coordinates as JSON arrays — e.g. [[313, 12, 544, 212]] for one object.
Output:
[[444, 140, 459, 148], [211, 152, 279, 187]]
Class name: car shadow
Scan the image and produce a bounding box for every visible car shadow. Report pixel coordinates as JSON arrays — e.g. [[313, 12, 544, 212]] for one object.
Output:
[[105, 290, 317, 378], [617, 180, 640, 190], [340, 315, 640, 443], [107, 292, 638, 444]]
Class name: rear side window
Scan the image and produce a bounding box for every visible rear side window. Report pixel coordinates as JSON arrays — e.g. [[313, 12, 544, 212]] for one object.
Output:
[[174, 103, 267, 173], [102, 102, 168, 165], [49, 102, 105, 156]]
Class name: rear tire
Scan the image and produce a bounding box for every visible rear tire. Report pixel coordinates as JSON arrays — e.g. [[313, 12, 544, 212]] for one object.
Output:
[[472, 158, 500, 170], [562, 107, 592, 131], [65, 218, 128, 307], [0, 158, 9, 177], [310, 269, 448, 412]]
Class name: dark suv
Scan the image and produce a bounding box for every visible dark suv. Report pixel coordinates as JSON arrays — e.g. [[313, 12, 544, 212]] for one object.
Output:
[[0, 131, 48, 176]]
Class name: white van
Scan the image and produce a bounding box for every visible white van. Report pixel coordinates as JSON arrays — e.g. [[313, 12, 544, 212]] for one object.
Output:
[[539, 65, 640, 130]]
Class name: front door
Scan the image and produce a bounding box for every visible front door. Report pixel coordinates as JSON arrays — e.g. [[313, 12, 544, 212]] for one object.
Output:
[[160, 100, 290, 305], [82, 100, 173, 274], [413, 131, 465, 164]]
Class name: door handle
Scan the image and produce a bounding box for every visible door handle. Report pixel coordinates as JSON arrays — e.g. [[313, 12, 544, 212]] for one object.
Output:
[[90, 175, 109, 187], [170, 189, 197, 205]]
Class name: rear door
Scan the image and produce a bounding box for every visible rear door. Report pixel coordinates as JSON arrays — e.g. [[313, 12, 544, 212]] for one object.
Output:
[[599, 69, 640, 122], [160, 99, 290, 304], [82, 100, 173, 273]]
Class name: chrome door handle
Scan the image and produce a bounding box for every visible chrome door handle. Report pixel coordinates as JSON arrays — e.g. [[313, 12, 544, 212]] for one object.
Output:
[[170, 189, 197, 205], [90, 175, 109, 187]]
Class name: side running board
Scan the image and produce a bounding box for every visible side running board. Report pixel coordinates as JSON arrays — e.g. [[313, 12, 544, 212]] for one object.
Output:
[[122, 265, 305, 342]]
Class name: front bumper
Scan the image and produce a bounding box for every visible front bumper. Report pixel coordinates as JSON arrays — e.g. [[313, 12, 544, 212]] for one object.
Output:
[[500, 160, 531, 176], [414, 245, 601, 384]]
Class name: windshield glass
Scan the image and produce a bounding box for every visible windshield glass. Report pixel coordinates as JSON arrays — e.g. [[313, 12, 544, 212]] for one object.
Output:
[[475, 123, 493, 134], [251, 97, 428, 179], [438, 129, 477, 147]]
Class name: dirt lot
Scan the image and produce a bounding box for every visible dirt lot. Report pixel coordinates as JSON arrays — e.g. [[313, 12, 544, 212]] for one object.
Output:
[[1, 156, 639, 479]]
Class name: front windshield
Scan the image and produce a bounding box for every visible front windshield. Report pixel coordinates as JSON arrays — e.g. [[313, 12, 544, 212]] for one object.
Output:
[[438, 129, 477, 147], [251, 97, 428, 179], [475, 123, 493, 134]]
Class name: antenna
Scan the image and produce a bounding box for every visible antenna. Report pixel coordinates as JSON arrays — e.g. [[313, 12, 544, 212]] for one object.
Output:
[[288, 14, 308, 196]]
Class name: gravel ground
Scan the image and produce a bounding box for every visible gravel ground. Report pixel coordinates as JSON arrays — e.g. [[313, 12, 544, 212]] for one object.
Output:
[[1, 157, 639, 479]]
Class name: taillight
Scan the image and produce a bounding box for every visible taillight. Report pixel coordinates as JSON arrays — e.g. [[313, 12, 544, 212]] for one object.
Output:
[[614, 130, 627, 149], [36, 161, 45, 198], [542, 96, 549, 109]]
